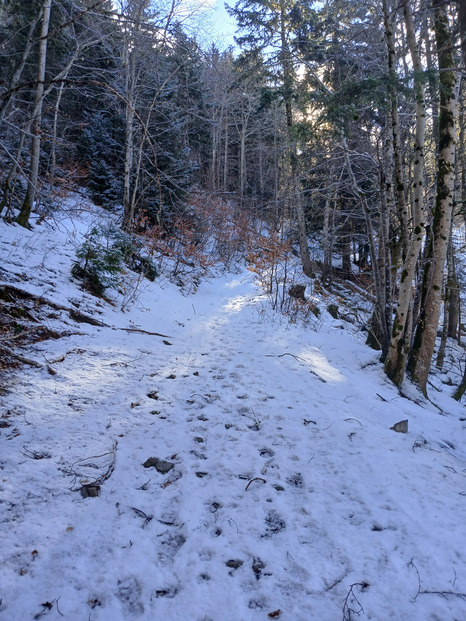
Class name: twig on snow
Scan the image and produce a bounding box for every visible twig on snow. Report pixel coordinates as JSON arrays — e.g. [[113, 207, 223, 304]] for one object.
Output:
[[34, 598, 63, 619], [342, 582, 369, 620], [344, 418, 363, 426], [266, 352, 326, 382], [68, 441, 118, 491], [245, 477, 266, 491], [419, 589, 466, 600], [132, 507, 153, 528], [408, 558, 466, 602], [427, 379, 441, 393], [21, 447, 51, 460], [325, 570, 349, 592]]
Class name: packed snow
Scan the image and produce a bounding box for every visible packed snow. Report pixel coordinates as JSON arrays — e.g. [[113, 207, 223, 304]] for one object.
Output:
[[1, 196, 466, 621]]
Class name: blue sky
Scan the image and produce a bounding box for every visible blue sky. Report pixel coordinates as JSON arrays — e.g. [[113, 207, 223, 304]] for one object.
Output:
[[211, 0, 237, 47]]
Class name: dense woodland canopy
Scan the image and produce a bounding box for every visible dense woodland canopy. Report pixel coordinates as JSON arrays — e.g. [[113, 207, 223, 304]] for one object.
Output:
[[0, 0, 465, 397]]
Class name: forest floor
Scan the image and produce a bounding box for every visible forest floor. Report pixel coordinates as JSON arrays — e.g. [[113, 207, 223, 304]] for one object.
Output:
[[1, 196, 466, 620]]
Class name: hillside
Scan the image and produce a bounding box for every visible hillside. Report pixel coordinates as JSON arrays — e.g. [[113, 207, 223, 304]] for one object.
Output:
[[1, 198, 466, 621]]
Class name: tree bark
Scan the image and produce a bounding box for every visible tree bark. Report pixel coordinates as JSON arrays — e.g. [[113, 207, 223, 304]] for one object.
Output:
[[16, 0, 52, 228], [458, 0, 466, 66], [278, 0, 313, 278], [384, 0, 427, 385], [407, 0, 459, 394]]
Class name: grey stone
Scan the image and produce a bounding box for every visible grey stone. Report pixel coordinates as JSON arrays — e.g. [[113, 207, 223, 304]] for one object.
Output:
[[390, 419, 408, 433], [143, 457, 174, 474]]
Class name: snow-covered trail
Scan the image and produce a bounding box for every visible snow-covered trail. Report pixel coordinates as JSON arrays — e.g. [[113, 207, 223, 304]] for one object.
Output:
[[2, 215, 466, 620]]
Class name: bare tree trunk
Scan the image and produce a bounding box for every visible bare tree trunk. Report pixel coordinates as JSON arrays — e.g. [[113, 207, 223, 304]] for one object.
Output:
[[0, 12, 40, 127], [16, 0, 52, 228], [278, 0, 312, 278], [368, 165, 393, 355], [453, 361, 466, 402], [322, 178, 334, 286], [458, 0, 466, 66], [384, 0, 427, 385], [436, 279, 449, 370], [49, 47, 81, 187], [223, 123, 229, 191], [407, 0, 459, 394], [342, 134, 389, 351], [435, 232, 459, 370], [382, 0, 408, 259], [121, 13, 137, 231], [0, 123, 29, 217]]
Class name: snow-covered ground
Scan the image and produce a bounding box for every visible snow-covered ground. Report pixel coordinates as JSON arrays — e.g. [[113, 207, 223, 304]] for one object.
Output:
[[1, 198, 466, 621]]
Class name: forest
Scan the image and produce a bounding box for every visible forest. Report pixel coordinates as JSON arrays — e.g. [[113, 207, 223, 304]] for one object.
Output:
[[1, 0, 465, 396]]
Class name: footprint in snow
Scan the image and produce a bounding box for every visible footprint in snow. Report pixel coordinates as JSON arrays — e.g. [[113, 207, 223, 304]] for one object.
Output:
[[116, 577, 144, 616], [157, 531, 186, 564]]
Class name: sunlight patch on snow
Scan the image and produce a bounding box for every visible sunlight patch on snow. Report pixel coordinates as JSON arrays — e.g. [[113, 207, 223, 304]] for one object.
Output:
[[222, 294, 253, 313], [298, 347, 345, 383], [224, 276, 252, 289]]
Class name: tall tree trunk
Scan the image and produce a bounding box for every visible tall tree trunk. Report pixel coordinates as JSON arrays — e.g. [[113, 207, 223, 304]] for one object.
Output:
[[223, 123, 229, 191], [458, 0, 466, 66], [436, 226, 459, 369], [322, 170, 336, 286], [367, 165, 393, 355], [407, 0, 459, 394], [0, 124, 29, 217], [342, 133, 389, 352], [0, 12, 40, 128], [16, 0, 52, 228], [278, 0, 313, 278], [121, 16, 137, 231], [384, 0, 427, 385], [382, 0, 408, 259], [453, 362, 466, 402]]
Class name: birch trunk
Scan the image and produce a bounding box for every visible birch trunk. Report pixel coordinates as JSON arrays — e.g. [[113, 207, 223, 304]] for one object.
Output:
[[121, 27, 136, 230], [0, 12, 40, 127], [384, 0, 427, 385], [16, 0, 52, 228], [407, 0, 459, 394], [382, 0, 408, 258]]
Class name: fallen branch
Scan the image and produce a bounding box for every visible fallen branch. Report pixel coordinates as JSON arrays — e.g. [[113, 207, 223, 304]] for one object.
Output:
[[1, 283, 108, 327], [0, 344, 43, 367], [0, 329, 37, 342], [50, 348, 86, 364], [265, 352, 306, 363], [69, 309, 107, 326], [427, 379, 441, 393], [120, 327, 172, 338]]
